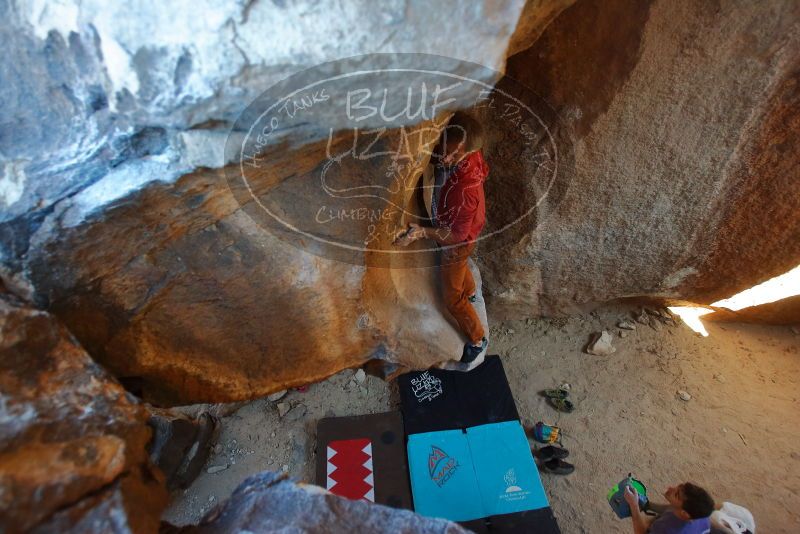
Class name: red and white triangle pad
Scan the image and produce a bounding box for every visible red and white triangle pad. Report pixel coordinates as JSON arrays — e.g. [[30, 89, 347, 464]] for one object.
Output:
[[326, 438, 374, 502]]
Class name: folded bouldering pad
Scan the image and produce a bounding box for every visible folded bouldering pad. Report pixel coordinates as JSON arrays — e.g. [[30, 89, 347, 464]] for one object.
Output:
[[407, 422, 560, 532], [466, 421, 549, 516], [460, 518, 491, 533], [398, 355, 519, 435], [490, 508, 561, 534], [315, 411, 412, 510], [407, 429, 485, 522]]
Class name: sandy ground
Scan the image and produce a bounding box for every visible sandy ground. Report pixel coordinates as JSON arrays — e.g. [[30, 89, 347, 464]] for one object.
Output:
[[163, 304, 800, 533]]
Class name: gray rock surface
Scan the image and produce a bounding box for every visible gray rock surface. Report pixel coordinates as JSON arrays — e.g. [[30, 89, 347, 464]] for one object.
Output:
[[165, 471, 467, 534], [0, 0, 528, 231], [480, 0, 800, 317]]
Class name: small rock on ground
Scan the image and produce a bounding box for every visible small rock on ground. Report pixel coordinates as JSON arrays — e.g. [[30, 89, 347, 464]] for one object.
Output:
[[276, 402, 290, 418], [267, 390, 287, 402], [206, 465, 228, 474], [678, 390, 692, 401], [587, 330, 616, 355], [354, 369, 366, 383]]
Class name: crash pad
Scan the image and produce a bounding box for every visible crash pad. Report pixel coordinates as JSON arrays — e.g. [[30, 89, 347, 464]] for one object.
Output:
[[398, 355, 519, 435], [466, 421, 549, 516], [408, 422, 560, 532], [490, 508, 562, 534], [407, 429, 485, 522], [315, 411, 412, 510]]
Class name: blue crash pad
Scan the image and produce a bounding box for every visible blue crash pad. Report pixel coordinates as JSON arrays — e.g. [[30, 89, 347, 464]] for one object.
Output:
[[408, 422, 551, 523], [466, 421, 549, 516], [407, 429, 485, 522]]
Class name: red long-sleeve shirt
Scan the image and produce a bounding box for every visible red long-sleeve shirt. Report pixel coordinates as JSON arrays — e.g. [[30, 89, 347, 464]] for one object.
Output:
[[435, 150, 488, 243]]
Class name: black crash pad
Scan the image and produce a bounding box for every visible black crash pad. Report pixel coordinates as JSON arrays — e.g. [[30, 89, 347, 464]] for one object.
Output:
[[460, 518, 491, 533], [398, 355, 519, 436], [315, 411, 413, 510], [489, 508, 561, 533]]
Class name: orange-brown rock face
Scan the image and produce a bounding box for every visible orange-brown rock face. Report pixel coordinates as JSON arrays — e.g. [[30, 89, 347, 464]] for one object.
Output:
[[478, 0, 800, 318], [0, 294, 166, 533], [26, 121, 489, 405]]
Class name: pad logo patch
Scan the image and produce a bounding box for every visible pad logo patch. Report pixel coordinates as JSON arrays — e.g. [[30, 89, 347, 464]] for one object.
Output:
[[500, 467, 531, 502], [326, 439, 375, 502], [504, 468, 522, 493], [411, 371, 443, 402], [428, 445, 458, 487]]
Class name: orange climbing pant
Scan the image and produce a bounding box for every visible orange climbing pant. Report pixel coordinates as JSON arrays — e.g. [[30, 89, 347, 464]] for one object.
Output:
[[441, 243, 485, 345]]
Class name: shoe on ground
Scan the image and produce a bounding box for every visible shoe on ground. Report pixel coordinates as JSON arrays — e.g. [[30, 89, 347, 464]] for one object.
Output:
[[534, 445, 569, 461], [541, 458, 575, 475], [461, 337, 488, 363]]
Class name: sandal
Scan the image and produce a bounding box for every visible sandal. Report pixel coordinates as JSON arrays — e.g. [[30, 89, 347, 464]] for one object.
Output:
[[540, 388, 569, 400], [534, 445, 569, 461], [547, 397, 574, 413], [541, 458, 574, 475]]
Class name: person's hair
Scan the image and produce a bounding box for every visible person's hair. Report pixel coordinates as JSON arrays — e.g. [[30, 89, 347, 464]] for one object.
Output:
[[681, 483, 715, 519], [443, 112, 484, 153]]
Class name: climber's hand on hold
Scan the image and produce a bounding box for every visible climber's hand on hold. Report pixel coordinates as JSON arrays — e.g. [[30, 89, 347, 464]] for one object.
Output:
[[394, 223, 423, 247]]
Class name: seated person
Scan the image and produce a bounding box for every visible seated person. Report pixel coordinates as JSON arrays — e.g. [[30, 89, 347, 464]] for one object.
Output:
[[625, 482, 715, 534]]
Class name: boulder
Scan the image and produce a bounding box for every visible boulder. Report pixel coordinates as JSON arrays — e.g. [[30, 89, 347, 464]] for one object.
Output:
[[0, 0, 571, 404], [0, 0, 532, 231], [21, 119, 491, 404], [2, 0, 799, 409], [163, 471, 467, 534], [0, 293, 166, 533], [479, 0, 800, 318]]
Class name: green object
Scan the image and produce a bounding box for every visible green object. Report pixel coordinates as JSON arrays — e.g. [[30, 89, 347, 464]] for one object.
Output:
[[607, 475, 648, 518]]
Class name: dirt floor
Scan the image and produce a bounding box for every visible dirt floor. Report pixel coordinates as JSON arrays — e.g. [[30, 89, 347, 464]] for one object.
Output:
[[163, 303, 800, 533]]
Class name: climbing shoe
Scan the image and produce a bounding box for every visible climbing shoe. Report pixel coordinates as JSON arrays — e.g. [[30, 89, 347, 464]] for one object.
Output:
[[461, 337, 488, 363], [547, 397, 575, 413], [540, 387, 569, 400], [534, 445, 570, 461], [541, 458, 575, 475]]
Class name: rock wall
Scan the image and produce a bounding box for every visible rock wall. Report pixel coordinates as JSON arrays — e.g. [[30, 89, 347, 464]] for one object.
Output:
[[480, 0, 800, 317], [1, 0, 799, 406], [2, 0, 548, 404], [0, 292, 166, 533], [0, 0, 529, 229], [21, 120, 497, 404], [0, 291, 470, 532]]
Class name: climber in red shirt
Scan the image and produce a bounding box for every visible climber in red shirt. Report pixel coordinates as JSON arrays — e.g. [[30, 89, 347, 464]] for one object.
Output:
[[395, 112, 489, 363]]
